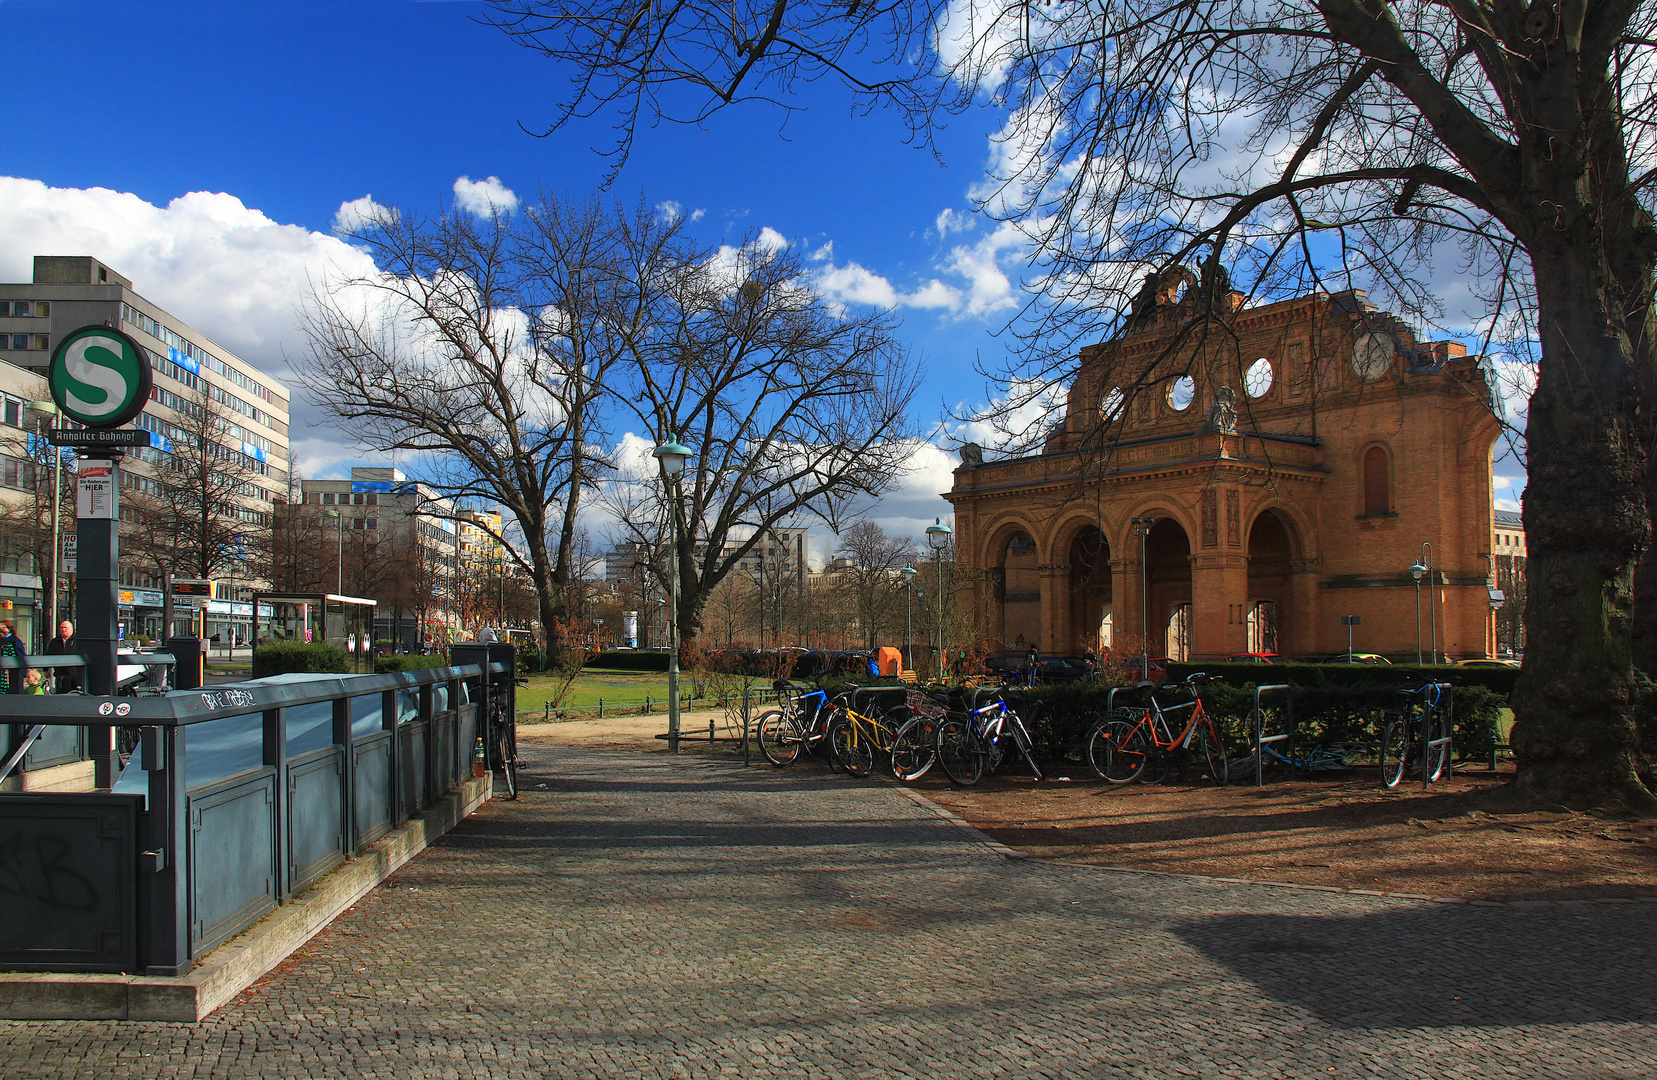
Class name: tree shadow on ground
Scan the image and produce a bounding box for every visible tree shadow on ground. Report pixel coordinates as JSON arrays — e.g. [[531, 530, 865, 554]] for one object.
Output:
[[1174, 905, 1657, 1028]]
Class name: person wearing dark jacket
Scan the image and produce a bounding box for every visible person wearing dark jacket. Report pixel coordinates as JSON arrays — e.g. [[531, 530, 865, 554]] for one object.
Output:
[[44, 620, 80, 693], [0, 618, 28, 694]]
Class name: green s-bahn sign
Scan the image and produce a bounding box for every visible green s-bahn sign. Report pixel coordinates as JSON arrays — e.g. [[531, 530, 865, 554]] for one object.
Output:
[[48, 325, 153, 429]]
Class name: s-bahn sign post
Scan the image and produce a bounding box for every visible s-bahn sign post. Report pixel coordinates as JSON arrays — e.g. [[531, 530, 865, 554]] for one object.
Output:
[[47, 325, 154, 700]]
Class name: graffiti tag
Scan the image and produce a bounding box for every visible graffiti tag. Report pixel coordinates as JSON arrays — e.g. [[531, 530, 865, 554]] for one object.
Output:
[[0, 831, 100, 912]]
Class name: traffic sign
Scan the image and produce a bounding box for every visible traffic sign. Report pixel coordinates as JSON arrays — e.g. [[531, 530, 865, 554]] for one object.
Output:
[[47, 427, 159, 449], [48, 326, 154, 428]]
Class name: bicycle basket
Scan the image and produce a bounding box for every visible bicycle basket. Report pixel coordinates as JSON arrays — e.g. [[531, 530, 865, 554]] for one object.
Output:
[[906, 688, 948, 720]]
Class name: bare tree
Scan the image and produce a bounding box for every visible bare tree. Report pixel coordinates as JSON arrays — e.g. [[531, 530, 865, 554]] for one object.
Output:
[[123, 389, 267, 586], [299, 195, 630, 658], [599, 234, 922, 652], [831, 520, 916, 650], [263, 501, 333, 593], [488, 0, 1657, 806]]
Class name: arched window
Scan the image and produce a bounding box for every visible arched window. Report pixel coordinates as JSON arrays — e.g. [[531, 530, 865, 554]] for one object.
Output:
[[1363, 446, 1390, 516]]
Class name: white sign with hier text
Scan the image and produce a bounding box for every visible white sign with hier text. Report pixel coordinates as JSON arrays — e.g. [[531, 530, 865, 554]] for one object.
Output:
[[76, 463, 116, 520]]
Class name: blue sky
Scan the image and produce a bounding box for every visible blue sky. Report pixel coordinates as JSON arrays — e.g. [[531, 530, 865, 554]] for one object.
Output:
[[0, 0, 1524, 548]]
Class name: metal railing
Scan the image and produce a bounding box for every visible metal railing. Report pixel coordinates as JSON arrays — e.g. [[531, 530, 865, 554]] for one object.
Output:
[[1248, 684, 1294, 787], [0, 659, 510, 977]]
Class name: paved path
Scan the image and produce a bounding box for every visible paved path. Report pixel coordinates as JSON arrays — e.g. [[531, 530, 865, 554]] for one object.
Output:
[[6, 746, 1655, 1078]]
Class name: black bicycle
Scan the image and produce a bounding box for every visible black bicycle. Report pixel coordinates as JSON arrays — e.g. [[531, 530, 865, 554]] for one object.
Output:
[[1381, 681, 1452, 788], [487, 687, 519, 799]]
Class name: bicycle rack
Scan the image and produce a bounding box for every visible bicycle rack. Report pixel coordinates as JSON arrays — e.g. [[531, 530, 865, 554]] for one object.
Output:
[[1420, 682, 1455, 791], [1249, 684, 1293, 788]]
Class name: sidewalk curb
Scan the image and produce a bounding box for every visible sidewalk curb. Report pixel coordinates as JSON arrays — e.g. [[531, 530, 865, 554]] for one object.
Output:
[[896, 785, 1657, 909], [0, 774, 492, 1023]]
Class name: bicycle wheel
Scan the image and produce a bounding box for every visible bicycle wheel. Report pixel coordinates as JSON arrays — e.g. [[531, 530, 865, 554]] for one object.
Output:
[[1005, 714, 1044, 781], [1195, 720, 1228, 786], [828, 717, 874, 777], [1425, 707, 1451, 782], [756, 709, 801, 766], [1088, 719, 1148, 783], [936, 718, 985, 786], [889, 716, 937, 781], [1380, 714, 1409, 788], [492, 719, 518, 800]]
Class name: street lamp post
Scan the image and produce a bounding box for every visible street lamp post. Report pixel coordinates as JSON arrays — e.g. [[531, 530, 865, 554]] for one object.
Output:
[[653, 435, 694, 754], [926, 518, 952, 679], [1410, 542, 1433, 664], [27, 402, 63, 639], [1132, 516, 1156, 680], [901, 564, 917, 675], [327, 510, 344, 594]]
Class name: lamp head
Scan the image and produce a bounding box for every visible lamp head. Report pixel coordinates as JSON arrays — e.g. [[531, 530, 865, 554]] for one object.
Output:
[[652, 435, 694, 477], [925, 517, 953, 550], [1409, 561, 1427, 581], [900, 565, 918, 581]]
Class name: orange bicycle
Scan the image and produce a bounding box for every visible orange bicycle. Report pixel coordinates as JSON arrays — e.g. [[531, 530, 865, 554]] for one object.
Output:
[[1086, 673, 1229, 785]]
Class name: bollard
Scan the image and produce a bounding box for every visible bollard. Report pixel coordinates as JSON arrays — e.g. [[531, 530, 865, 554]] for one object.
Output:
[[544, 701, 550, 723], [599, 698, 604, 719], [645, 693, 652, 715], [709, 716, 715, 746]]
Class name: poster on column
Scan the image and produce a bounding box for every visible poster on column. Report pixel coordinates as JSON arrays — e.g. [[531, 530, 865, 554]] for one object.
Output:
[[77, 463, 116, 519]]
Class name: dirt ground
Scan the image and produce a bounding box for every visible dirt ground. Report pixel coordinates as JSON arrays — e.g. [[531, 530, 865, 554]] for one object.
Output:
[[921, 765, 1657, 901], [519, 715, 1657, 902]]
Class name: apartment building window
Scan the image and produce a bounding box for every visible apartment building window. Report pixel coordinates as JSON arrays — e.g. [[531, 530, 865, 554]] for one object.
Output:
[[2, 300, 48, 317], [9, 334, 50, 351], [2, 396, 19, 428], [365, 518, 379, 531], [321, 492, 335, 505]]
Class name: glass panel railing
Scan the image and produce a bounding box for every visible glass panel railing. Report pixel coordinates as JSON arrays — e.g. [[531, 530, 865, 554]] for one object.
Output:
[[350, 694, 384, 740], [286, 701, 335, 757]]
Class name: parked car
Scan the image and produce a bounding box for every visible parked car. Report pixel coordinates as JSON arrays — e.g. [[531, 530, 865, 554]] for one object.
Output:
[[1225, 652, 1278, 663], [1123, 655, 1173, 683], [1456, 658, 1521, 668], [1320, 652, 1392, 664]]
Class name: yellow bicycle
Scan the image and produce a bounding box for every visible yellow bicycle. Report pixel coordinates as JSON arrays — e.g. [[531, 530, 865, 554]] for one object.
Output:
[[823, 696, 901, 778]]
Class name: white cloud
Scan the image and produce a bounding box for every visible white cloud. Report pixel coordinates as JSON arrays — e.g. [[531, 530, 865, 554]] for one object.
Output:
[[452, 175, 519, 217], [934, 207, 975, 237], [809, 241, 834, 262], [331, 194, 393, 235], [656, 200, 706, 224], [1494, 497, 1521, 513], [0, 177, 377, 374], [941, 220, 1026, 315]]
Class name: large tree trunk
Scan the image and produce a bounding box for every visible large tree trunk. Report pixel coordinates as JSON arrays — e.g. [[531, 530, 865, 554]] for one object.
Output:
[[1510, 233, 1655, 810]]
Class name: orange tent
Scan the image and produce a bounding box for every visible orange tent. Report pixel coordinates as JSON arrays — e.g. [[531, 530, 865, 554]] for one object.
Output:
[[875, 646, 903, 676]]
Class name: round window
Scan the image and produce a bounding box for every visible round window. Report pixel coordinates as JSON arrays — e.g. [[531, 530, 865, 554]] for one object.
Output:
[[1167, 375, 1196, 411], [1244, 357, 1274, 398]]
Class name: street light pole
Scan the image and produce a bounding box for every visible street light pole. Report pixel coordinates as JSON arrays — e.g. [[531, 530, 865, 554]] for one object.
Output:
[[1132, 516, 1155, 680], [926, 518, 952, 679], [653, 435, 695, 754], [1410, 542, 1432, 665], [328, 509, 344, 595], [901, 565, 917, 675]]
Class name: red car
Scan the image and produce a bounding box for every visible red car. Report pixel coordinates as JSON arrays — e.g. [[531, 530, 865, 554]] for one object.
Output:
[[1226, 652, 1278, 663], [1123, 655, 1172, 683]]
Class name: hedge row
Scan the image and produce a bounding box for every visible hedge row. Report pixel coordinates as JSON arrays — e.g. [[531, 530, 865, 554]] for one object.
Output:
[[252, 641, 349, 678], [374, 653, 450, 675]]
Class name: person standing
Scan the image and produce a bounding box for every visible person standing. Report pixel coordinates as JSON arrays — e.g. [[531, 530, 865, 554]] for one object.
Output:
[[0, 619, 28, 695], [44, 620, 80, 694]]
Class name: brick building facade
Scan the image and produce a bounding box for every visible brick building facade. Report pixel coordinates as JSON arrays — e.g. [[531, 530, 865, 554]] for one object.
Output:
[[945, 283, 1507, 662]]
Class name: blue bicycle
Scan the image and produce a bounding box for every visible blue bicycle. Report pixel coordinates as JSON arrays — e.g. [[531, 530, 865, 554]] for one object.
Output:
[[756, 680, 831, 766]]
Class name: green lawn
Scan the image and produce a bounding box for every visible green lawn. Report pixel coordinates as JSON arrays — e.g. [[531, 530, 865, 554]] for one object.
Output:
[[514, 667, 736, 715]]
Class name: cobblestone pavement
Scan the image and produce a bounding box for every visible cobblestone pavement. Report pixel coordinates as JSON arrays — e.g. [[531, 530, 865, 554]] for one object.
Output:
[[6, 746, 1656, 1079]]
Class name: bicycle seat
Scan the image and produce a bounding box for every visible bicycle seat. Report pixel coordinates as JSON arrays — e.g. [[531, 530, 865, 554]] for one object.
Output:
[[1134, 680, 1157, 690], [772, 678, 793, 693]]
